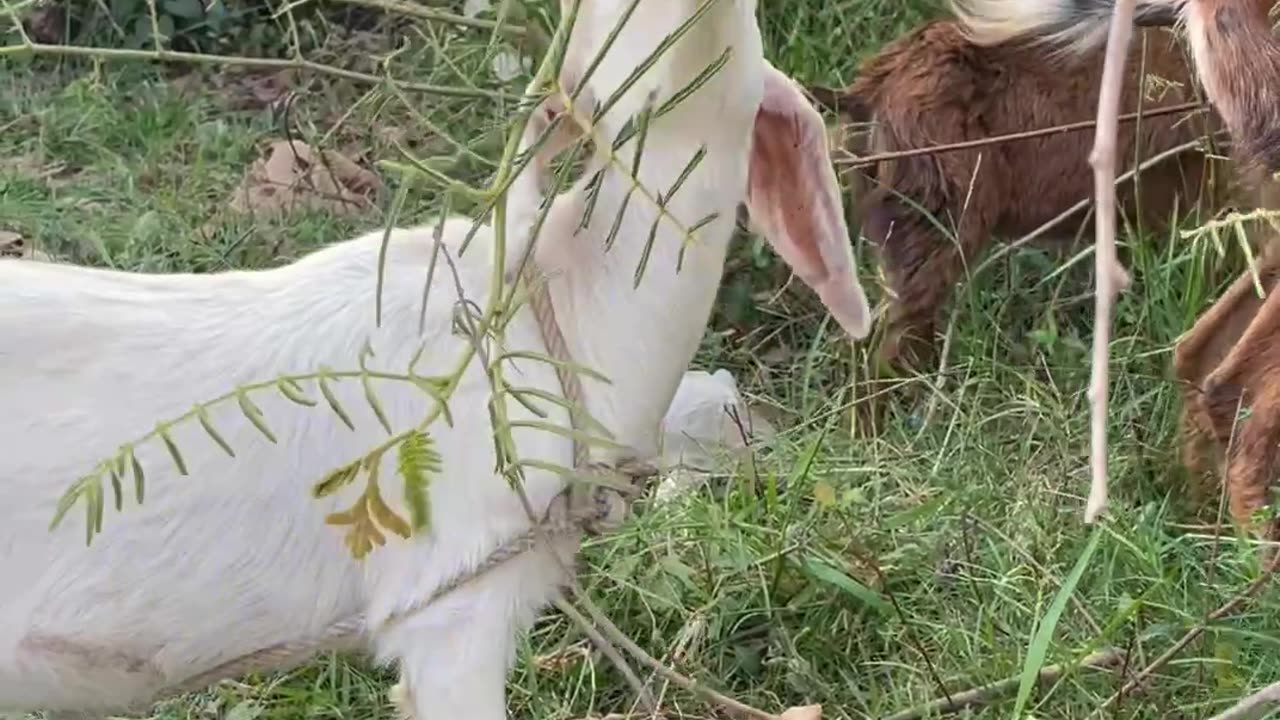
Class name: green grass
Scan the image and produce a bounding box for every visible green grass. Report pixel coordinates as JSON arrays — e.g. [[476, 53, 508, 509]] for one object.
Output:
[[3, 1, 1280, 719]]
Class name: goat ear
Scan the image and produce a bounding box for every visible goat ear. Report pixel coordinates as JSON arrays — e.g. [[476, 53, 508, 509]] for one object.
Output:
[[747, 64, 871, 340]]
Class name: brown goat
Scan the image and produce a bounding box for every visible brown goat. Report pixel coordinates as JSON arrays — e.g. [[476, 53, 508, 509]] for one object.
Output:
[[953, 0, 1280, 175], [899, 0, 1280, 533], [815, 8, 1280, 532], [810, 21, 1237, 377]]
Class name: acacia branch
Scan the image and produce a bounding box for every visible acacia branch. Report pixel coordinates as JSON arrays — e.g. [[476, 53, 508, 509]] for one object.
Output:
[[1084, 0, 1137, 524]]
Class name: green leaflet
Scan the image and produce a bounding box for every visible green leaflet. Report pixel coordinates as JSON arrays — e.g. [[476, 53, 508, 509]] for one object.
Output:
[[318, 369, 355, 431], [236, 390, 278, 444], [196, 405, 236, 458], [399, 431, 442, 532]]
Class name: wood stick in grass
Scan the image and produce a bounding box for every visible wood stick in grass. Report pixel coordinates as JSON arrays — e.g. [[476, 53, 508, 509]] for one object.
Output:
[[881, 648, 1126, 720], [1084, 0, 1137, 523], [1207, 678, 1280, 720]]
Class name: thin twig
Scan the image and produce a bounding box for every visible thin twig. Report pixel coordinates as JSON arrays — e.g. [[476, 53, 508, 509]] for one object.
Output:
[[835, 101, 1204, 169], [562, 577, 781, 720], [552, 595, 658, 713], [881, 648, 1126, 720], [0, 42, 512, 100], [969, 137, 1210, 280], [1207, 679, 1280, 720], [1084, 0, 1138, 523]]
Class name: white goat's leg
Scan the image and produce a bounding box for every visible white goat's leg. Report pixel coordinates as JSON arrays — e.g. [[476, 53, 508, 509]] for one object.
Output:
[[377, 546, 572, 720]]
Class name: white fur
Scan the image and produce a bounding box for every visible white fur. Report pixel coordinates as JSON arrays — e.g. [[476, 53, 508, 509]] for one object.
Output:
[[950, 0, 1185, 55], [0, 1, 868, 718]]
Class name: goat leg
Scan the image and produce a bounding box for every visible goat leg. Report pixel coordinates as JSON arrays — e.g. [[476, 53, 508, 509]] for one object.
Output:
[[1175, 254, 1280, 486], [1200, 277, 1280, 530]]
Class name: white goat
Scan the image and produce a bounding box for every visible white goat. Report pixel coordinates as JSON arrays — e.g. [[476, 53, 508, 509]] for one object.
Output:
[[0, 1, 870, 718]]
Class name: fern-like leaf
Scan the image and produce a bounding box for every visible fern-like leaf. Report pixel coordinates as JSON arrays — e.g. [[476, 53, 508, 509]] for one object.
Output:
[[365, 476, 411, 540], [312, 460, 361, 498], [412, 376, 455, 427], [128, 446, 145, 504], [506, 419, 626, 451], [495, 350, 612, 383], [398, 431, 441, 532], [50, 480, 87, 531], [325, 494, 387, 560], [361, 372, 394, 435], [108, 458, 124, 512]]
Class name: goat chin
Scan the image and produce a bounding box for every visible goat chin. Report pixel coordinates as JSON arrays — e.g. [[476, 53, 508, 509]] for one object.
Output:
[[0, 219, 580, 717]]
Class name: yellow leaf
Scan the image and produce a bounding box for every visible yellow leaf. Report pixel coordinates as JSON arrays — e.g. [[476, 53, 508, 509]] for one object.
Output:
[[813, 481, 836, 508]]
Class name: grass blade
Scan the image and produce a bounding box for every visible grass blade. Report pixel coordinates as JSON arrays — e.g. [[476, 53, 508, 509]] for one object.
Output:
[[1011, 527, 1105, 718]]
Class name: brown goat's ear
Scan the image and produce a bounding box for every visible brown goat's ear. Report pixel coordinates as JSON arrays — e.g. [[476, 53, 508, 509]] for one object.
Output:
[[747, 63, 871, 340]]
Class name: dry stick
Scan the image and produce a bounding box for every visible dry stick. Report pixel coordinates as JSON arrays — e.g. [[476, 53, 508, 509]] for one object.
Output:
[[551, 595, 658, 713], [834, 101, 1204, 168], [1094, 552, 1280, 714], [881, 648, 1127, 720], [1084, 0, 1138, 523], [1207, 678, 1280, 720], [561, 578, 781, 720]]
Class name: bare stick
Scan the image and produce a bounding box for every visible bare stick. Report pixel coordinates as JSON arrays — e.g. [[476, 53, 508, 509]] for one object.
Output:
[[834, 101, 1204, 169], [552, 594, 657, 713], [1084, 0, 1137, 523], [562, 577, 780, 720], [882, 648, 1126, 720], [1207, 679, 1280, 720]]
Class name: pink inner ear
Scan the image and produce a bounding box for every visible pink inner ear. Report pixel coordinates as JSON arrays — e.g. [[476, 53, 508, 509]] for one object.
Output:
[[748, 109, 832, 283], [745, 65, 871, 340]]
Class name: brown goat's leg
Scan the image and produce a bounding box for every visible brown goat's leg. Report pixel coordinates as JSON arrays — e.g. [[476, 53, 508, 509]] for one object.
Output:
[[1200, 284, 1280, 530], [1222, 381, 1280, 535], [1174, 260, 1280, 380], [1175, 249, 1280, 485]]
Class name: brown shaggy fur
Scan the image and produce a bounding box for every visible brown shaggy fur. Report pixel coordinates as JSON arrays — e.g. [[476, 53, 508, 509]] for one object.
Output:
[[1132, 0, 1280, 535], [812, 16, 1280, 532], [807, 22, 1272, 378], [1180, 0, 1280, 175]]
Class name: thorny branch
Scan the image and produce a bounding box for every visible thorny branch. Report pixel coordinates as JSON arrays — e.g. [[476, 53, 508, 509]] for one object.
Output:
[[1084, 0, 1137, 524]]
